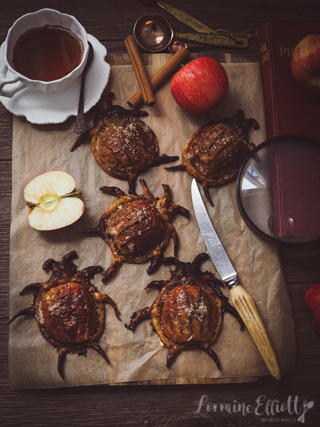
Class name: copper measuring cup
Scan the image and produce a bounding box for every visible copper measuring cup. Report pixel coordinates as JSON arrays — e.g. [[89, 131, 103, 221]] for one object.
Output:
[[133, 14, 249, 53]]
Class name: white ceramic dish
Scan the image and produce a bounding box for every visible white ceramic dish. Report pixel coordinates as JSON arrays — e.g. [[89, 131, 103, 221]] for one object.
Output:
[[0, 34, 110, 124]]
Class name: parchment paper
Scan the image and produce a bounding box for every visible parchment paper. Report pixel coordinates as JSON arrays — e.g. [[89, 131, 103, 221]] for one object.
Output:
[[9, 54, 296, 389]]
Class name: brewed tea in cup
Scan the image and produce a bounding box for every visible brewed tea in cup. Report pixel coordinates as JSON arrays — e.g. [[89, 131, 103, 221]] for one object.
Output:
[[0, 8, 89, 97], [13, 26, 84, 82]]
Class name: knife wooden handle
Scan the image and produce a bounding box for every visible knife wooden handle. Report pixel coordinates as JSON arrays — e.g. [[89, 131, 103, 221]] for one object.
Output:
[[230, 285, 281, 380]]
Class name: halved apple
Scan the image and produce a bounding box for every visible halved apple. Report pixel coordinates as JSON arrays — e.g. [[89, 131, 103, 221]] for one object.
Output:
[[24, 171, 85, 231]]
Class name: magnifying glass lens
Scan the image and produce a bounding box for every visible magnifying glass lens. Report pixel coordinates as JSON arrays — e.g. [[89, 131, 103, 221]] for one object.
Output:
[[237, 135, 320, 246]]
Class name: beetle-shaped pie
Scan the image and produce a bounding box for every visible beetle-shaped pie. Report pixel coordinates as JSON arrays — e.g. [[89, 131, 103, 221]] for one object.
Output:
[[87, 179, 189, 282], [9, 251, 121, 379], [71, 92, 178, 194], [166, 109, 259, 205], [126, 253, 244, 368]]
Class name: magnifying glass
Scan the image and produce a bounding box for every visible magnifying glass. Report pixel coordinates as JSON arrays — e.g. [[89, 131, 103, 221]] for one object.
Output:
[[237, 134, 320, 246]]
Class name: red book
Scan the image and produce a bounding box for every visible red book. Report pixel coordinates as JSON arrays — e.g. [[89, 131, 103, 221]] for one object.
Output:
[[268, 137, 320, 239], [257, 23, 320, 240], [257, 22, 320, 139]]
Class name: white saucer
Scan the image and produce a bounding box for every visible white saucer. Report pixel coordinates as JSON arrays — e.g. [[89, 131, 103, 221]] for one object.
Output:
[[0, 34, 110, 124]]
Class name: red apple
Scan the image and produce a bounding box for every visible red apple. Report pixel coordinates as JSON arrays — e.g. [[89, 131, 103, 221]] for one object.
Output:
[[291, 34, 320, 95], [304, 282, 320, 336], [170, 57, 229, 116]]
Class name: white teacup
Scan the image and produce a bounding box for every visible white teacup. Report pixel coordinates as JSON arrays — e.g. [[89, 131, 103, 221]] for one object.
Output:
[[0, 8, 89, 97]]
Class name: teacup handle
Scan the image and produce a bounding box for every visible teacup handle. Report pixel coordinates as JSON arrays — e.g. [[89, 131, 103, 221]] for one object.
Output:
[[0, 61, 26, 98]]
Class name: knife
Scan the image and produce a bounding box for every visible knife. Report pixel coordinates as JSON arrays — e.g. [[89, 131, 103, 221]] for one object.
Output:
[[191, 179, 280, 380]]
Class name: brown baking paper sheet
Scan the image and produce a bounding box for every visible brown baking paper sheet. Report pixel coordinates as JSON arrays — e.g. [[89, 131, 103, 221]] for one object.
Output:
[[9, 54, 296, 389]]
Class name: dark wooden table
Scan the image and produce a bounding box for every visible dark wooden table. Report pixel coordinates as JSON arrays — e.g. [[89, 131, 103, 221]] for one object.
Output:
[[1, 1, 320, 426]]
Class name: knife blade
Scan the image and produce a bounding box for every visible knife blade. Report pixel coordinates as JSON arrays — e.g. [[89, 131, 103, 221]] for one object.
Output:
[[191, 179, 280, 380]]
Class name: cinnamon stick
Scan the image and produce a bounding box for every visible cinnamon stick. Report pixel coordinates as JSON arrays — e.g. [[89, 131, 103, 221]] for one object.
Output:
[[127, 47, 190, 109], [124, 35, 155, 106]]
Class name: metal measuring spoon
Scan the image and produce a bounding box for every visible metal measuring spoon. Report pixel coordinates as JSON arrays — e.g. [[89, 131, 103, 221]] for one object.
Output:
[[133, 14, 174, 52], [133, 14, 249, 52], [74, 41, 94, 134], [133, 14, 187, 54], [168, 38, 187, 54]]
